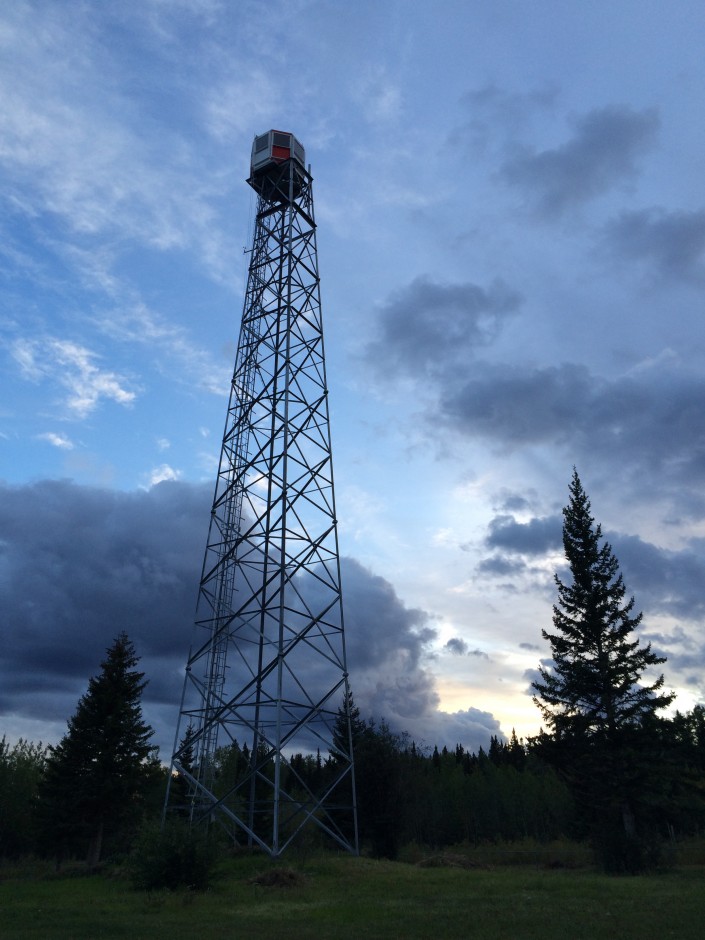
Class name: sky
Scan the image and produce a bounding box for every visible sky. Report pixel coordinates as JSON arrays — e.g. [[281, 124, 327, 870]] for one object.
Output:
[[2, 0, 705, 758]]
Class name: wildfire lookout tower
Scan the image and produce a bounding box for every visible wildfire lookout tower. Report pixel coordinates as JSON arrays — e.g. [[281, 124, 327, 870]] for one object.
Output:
[[164, 130, 358, 857]]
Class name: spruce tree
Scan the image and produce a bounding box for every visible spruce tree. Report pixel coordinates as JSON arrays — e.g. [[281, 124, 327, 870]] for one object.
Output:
[[331, 689, 364, 762], [532, 470, 675, 870], [40, 633, 158, 867], [533, 469, 672, 741]]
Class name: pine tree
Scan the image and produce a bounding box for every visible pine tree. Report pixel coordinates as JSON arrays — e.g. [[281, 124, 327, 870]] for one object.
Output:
[[40, 633, 158, 867], [533, 469, 672, 741]]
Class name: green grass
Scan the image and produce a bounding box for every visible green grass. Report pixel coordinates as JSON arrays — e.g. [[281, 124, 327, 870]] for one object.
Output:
[[1, 850, 704, 940]]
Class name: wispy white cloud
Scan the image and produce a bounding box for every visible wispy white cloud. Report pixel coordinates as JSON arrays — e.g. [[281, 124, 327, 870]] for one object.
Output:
[[145, 0, 225, 25], [10, 337, 42, 380], [353, 65, 403, 124], [96, 301, 229, 396], [11, 337, 137, 417], [148, 464, 182, 486], [204, 69, 282, 141], [0, 3, 238, 285], [36, 431, 75, 450]]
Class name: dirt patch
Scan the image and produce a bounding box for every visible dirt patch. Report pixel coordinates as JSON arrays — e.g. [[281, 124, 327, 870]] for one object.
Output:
[[247, 867, 307, 888], [416, 854, 490, 870]]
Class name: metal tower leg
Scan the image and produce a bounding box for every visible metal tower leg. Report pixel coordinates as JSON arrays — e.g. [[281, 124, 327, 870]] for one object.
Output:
[[164, 147, 358, 857]]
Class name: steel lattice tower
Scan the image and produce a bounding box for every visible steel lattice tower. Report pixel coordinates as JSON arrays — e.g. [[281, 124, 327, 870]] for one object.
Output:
[[164, 130, 358, 857]]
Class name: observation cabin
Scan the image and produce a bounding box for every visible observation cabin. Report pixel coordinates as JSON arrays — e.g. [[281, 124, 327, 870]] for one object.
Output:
[[248, 129, 307, 201]]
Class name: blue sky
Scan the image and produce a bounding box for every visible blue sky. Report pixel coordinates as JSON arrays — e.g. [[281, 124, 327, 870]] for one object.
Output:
[[2, 0, 705, 756]]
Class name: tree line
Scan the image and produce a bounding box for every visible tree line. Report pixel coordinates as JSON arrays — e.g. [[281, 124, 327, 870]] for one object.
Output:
[[2, 470, 705, 872]]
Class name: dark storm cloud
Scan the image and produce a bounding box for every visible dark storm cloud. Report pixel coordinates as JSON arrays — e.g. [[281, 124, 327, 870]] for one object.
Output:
[[480, 506, 705, 626], [496, 492, 534, 514], [475, 555, 527, 577], [442, 363, 593, 445], [440, 362, 705, 494], [411, 707, 504, 751], [476, 511, 560, 587], [603, 207, 705, 282], [610, 532, 705, 622], [485, 513, 562, 555], [443, 638, 489, 660], [450, 83, 558, 155], [500, 105, 659, 218], [0, 479, 210, 741], [0, 478, 208, 669], [445, 637, 468, 655], [639, 626, 705, 689], [523, 662, 553, 697], [364, 276, 521, 380], [0, 480, 502, 754], [338, 557, 439, 724]]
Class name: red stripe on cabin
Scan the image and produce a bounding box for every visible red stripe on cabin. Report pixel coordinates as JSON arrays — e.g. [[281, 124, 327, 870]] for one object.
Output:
[[272, 145, 290, 160]]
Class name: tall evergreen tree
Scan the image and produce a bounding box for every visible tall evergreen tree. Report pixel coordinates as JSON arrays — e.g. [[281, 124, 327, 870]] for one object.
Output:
[[330, 688, 365, 762], [531, 470, 675, 870], [533, 469, 672, 740], [40, 633, 158, 867]]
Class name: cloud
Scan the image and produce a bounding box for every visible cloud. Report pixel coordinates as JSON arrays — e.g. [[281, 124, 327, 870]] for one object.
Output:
[[476, 555, 527, 578], [500, 105, 659, 217], [0, 479, 502, 755], [441, 363, 593, 445], [364, 276, 521, 380], [523, 662, 553, 697], [451, 83, 558, 156], [204, 68, 282, 141], [476, 505, 705, 626], [147, 464, 182, 486], [0, 480, 209, 744], [0, 3, 238, 287], [603, 207, 705, 283], [11, 337, 137, 417], [609, 532, 705, 622], [410, 707, 504, 752], [353, 65, 403, 124], [485, 514, 562, 556], [36, 432, 74, 450], [445, 637, 468, 656], [495, 491, 536, 514], [341, 558, 439, 721], [639, 624, 705, 689], [93, 299, 229, 398], [439, 362, 705, 498], [475, 510, 705, 684]]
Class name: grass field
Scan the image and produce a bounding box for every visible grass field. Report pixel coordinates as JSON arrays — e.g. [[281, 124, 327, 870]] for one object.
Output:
[[1, 847, 704, 940]]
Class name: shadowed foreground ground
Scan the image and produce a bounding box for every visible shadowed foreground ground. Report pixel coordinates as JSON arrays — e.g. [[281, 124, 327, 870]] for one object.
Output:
[[1, 850, 704, 940]]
